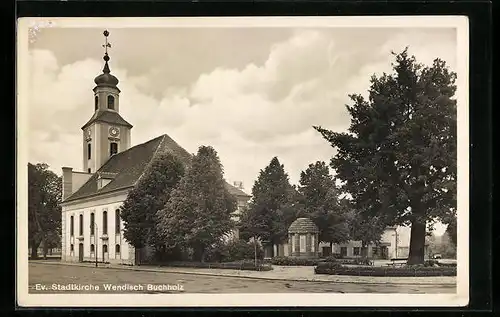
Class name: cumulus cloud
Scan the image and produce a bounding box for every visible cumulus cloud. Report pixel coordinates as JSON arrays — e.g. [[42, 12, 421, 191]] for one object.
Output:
[[26, 27, 457, 212]]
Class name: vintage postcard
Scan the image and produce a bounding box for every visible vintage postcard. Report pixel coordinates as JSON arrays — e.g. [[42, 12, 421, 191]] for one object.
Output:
[[16, 16, 469, 307]]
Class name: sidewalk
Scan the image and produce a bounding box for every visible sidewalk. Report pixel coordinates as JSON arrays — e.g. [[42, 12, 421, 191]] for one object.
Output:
[[31, 260, 456, 286]]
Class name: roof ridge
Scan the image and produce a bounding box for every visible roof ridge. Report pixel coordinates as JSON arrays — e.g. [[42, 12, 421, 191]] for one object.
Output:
[[96, 134, 165, 174], [132, 135, 166, 187]]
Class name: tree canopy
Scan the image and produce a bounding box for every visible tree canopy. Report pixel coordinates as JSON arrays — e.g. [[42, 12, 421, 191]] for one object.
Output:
[[239, 157, 298, 252], [28, 163, 62, 259], [314, 48, 457, 264], [120, 152, 185, 251], [156, 146, 237, 262], [296, 161, 350, 245], [445, 216, 457, 246]]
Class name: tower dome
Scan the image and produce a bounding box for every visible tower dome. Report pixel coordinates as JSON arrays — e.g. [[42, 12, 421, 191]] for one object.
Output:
[[94, 53, 119, 87]]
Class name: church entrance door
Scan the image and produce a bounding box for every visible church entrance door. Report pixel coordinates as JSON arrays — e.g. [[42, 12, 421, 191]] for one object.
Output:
[[78, 243, 84, 262], [102, 244, 108, 262]]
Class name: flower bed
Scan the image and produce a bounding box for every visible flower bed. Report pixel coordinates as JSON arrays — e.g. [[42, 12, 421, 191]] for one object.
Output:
[[158, 260, 273, 271], [314, 262, 456, 276]]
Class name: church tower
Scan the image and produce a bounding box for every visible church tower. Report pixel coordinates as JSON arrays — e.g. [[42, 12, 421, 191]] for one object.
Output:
[[81, 30, 132, 173]]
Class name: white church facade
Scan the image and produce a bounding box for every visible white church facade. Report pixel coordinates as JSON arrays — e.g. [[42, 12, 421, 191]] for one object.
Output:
[[60, 31, 250, 265]]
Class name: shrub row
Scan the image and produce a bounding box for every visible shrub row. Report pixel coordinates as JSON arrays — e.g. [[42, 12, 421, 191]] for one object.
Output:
[[270, 256, 374, 266], [271, 256, 319, 266], [314, 262, 456, 276], [159, 260, 273, 271], [436, 262, 457, 268], [321, 256, 373, 266]]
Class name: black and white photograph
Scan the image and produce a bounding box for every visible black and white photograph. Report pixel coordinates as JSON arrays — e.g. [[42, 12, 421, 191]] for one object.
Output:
[[16, 16, 469, 307]]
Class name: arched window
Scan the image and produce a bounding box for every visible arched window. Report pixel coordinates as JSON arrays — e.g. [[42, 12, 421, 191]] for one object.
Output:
[[103, 244, 108, 253], [115, 209, 121, 234], [107, 95, 115, 110], [87, 143, 91, 160], [94, 96, 99, 111], [110, 142, 118, 156], [79, 214, 83, 236], [70, 244, 74, 252], [102, 210, 108, 235], [90, 213, 95, 235], [115, 244, 120, 254], [90, 244, 95, 252], [88, 168, 91, 173], [70, 216, 74, 236]]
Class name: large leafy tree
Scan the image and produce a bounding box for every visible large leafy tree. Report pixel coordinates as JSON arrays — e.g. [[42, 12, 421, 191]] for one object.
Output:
[[314, 49, 457, 264], [445, 216, 457, 246], [120, 152, 185, 255], [347, 207, 387, 252], [157, 146, 237, 262], [239, 157, 297, 255], [28, 163, 62, 259], [296, 161, 350, 246]]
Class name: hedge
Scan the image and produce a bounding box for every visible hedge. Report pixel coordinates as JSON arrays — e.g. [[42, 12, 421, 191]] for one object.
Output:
[[314, 262, 456, 276], [270, 256, 374, 266], [271, 256, 319, 266], [158, 260, 273, 271]]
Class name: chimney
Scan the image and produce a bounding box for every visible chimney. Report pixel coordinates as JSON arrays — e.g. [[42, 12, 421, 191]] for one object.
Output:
[[62, 167, 73, 200], [233, 181, 244, 190]]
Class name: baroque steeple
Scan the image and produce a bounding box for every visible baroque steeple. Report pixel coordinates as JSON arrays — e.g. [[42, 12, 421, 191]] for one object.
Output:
[[94, 30, 119, 88], [81, 30, 132, 174]]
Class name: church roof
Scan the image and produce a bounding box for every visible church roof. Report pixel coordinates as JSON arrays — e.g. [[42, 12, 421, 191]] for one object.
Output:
[[81, 110, 133, 130], [65, 134, 250, 202], [225, 183, 251, 198]]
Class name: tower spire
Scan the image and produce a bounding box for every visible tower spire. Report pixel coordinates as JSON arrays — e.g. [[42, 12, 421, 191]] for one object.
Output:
[[102, 29, 111, 73]]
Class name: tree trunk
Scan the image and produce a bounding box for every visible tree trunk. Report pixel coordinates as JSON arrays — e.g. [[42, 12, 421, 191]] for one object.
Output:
[[30, 240, 40, 259], [407, 217, 426, 265], [42, 238, 48, 260]]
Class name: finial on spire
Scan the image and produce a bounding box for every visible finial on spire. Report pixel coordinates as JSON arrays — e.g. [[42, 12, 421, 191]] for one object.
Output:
[[102, 29, 112, 73]]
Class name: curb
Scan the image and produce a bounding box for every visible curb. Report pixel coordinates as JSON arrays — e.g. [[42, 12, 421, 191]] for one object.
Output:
[[30, 261, 457, 286]]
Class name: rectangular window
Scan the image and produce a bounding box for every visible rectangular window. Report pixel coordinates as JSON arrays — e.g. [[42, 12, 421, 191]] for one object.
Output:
[[115, 210, 120, 234], [353, 247, 360, 256], [90, 213, 95, 235], [311, 235, 315, 252], [372, 247, 379, 256], [88, 143, 91, 160], [79, 214, 83, 236], [299, 235, 306, 252], [102, 210, 108, 235], [110, 142, 118, 156], [70, 216, 74, 236], [340, 247, 347, 257], [88, 168, 91, 173], [291, 235, 296, 252]]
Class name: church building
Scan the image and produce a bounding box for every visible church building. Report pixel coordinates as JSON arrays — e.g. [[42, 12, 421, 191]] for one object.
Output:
[[60, 31, 250, 265]]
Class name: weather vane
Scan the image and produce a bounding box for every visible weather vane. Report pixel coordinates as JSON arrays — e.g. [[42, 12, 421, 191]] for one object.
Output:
[[102, 30, 111, 59]]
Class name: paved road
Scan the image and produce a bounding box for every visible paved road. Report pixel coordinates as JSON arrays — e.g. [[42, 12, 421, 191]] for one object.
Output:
[[28, 262, 455, 294]]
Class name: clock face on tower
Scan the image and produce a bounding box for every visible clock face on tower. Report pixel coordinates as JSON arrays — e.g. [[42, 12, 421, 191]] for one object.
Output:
[[109, 126, 120, 137]]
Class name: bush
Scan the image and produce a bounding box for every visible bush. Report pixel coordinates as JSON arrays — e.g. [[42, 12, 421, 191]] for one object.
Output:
[[322, 253, 343, 259], [437, 262, 457, 267], [323, 256, 339, 262], [423, 259, 440, 267], [159, 260, 273, 271], [271, 256, 319, 266], [314, 262, 456, 276], [205, 239, 264, 263], [352, 257, 374, 266], [321, 256, 373, 266]]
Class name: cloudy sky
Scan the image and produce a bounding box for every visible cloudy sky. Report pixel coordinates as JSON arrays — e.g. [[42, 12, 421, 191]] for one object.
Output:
[[25, 23, 458, 233]]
